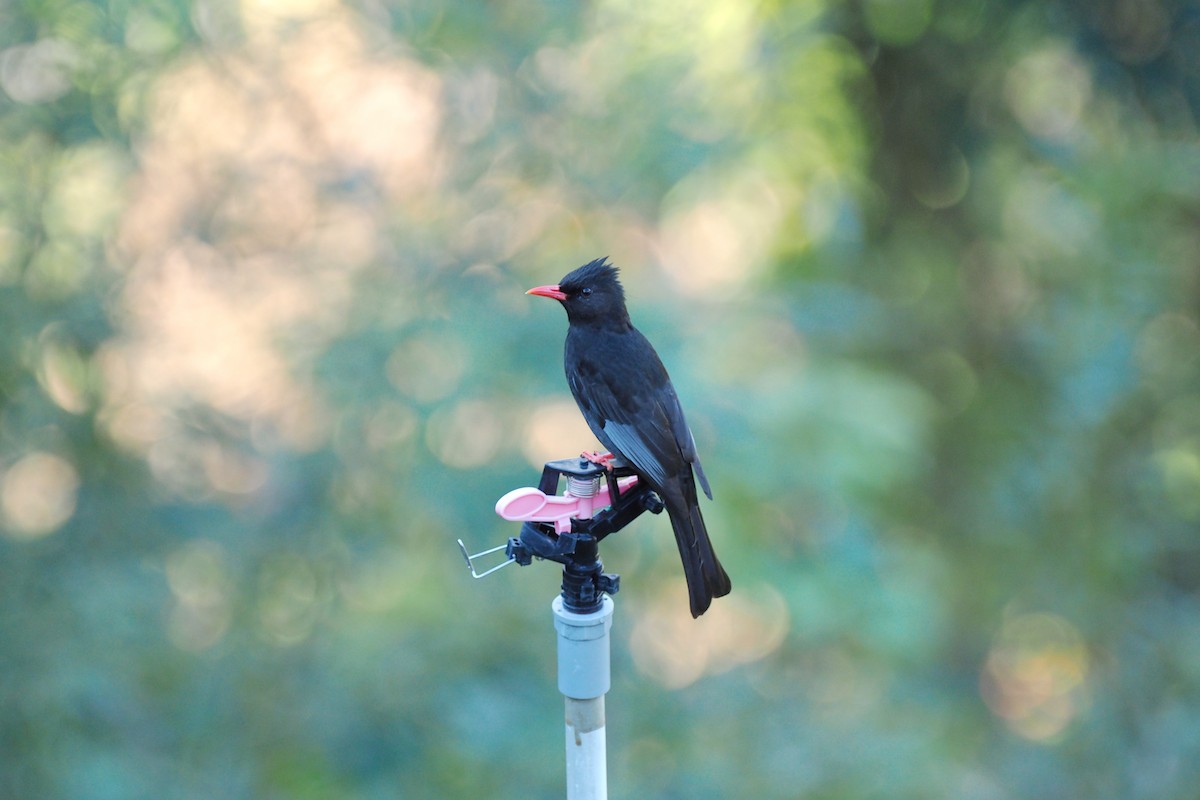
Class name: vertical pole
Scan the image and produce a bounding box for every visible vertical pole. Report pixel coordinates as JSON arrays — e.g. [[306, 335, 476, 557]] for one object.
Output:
[[553, 594, 613, 800]]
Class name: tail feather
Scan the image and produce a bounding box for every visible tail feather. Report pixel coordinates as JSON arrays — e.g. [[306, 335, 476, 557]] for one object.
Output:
[[664, 488, 731, 618]]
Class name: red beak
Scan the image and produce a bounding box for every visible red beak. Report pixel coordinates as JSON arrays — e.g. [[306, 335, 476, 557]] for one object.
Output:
[[526, 284, 567, 301]]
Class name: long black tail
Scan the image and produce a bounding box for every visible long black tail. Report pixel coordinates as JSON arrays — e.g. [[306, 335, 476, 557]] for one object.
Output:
[[662, 480, 731, 618]]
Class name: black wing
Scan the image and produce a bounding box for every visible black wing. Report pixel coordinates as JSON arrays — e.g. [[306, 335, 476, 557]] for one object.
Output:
[[566, 334, 711, 499]]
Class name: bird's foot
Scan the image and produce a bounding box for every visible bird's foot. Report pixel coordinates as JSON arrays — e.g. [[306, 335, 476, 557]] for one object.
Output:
[[580, 450, 616, 468]]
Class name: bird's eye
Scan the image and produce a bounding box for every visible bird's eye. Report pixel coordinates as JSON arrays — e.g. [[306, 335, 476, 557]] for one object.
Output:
[[581, 287, 592, 297]]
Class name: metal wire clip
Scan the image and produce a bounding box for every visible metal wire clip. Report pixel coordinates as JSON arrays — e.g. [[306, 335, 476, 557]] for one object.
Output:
[[456, 539, 515, 579]]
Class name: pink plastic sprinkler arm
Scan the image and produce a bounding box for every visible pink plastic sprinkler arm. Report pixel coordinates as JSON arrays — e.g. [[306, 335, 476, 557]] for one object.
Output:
[[495, 476, 640, 535], [459, 455, 661, 583]]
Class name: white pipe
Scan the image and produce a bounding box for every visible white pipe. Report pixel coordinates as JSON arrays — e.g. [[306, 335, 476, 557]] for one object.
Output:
[[553, 595, 613, 800], [564, 696, 606, 800]]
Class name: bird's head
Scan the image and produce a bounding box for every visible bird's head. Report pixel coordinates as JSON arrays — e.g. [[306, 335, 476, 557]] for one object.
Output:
[[526, 257, 630, 326]]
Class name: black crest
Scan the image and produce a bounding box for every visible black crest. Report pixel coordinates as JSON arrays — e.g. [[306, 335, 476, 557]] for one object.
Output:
[[559, 257, 624, 303]]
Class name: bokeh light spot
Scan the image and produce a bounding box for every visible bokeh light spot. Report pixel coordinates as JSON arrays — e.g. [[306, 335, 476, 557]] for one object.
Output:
[[521, 398, 600, 468], [864, 0, 933, 45], [919, 349, 978, 416], [657, 171, 785, 296], [387, 331, 469, 404], [980, 612, 1090, 741], [258, 554, 321, 646], [37, 326, 91, 414], [630, 584, 789, 689], [0, 39, 77, 104], [1, 452, 80, 539], [124, 9, 181, 55], [425, 399, 504, 469], [1005, 43, 1092, 141], [365, 402, 420, 453], [166, 540, 233, 651], [1136, 313, 1200, 392], [201, 442, 269, 496], [1002, 172, 1098, 259], [1154, 447, 1200, 520], [43, 142, 130, 240], [912, 146, 970, 209], [242, 0, 336, 28], [339, 550, 412, 613], [1101, 0, 1171, 64]]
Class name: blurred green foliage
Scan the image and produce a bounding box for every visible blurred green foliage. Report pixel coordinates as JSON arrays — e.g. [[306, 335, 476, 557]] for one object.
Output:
[[1, 0, 1199, 797]]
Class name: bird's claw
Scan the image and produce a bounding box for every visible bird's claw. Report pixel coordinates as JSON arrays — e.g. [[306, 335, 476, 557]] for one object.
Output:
[[580, 451, 616, 467]]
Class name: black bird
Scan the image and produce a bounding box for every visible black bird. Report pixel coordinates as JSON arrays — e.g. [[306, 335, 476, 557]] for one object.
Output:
[[527, 257, 731, 617]]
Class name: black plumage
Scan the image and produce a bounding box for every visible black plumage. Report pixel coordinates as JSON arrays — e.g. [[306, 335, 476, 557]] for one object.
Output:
[[527, 258, 731, 617]]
